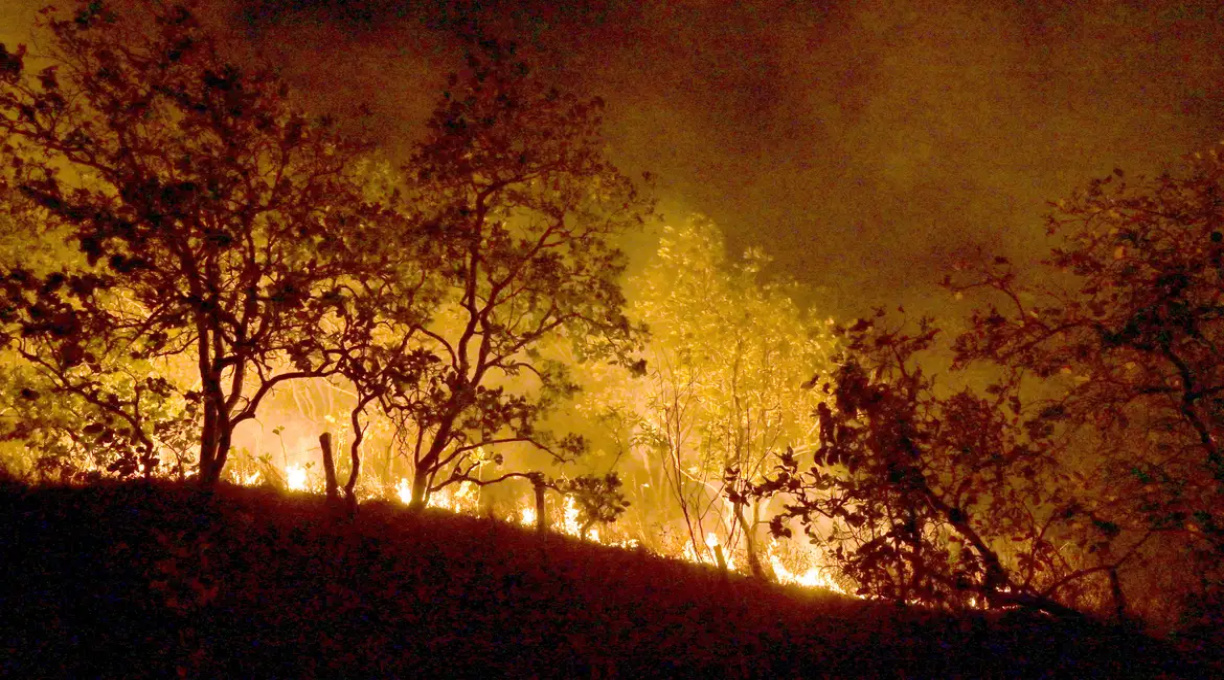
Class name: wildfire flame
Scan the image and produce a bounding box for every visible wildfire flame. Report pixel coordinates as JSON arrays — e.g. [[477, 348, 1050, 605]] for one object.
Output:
[[240, 465, 846, 596], [563, 497, 581, 535], [766, 541, 847, 595], [520, 506, 537, 527], [558, 496, 601, 541], [680, 532, 736, 571], [286, 464, 307, 491], [427, 481, 478, 512]]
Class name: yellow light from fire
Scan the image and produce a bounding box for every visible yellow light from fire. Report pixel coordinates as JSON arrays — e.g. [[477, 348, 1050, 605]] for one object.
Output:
[[562, 496, 582, 536], [767, 542, 847, 595], [520, 506, 537, 526], [286, 464, 307, 491], [250, 463, 852, 593], [427, 481, 478, 512], [680, 532, 735, 570], [553, 497, 604, 542]]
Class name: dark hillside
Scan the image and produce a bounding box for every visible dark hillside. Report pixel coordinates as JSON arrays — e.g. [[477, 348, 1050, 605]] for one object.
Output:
[[0, 480, 1205, 678]]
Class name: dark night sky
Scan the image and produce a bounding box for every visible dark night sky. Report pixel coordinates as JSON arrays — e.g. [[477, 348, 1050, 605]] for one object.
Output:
[[5, 0, 1223, 318]]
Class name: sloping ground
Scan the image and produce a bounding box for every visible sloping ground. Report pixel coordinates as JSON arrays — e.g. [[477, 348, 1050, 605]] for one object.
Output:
[[0, 480, 1207, 678]]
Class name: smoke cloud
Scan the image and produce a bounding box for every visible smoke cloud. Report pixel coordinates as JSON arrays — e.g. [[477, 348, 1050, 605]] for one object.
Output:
[[7, 0, 1222, 319]]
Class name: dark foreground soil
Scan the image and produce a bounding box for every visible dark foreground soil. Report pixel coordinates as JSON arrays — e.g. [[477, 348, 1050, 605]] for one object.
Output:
[[0, 479, 1210, 678]]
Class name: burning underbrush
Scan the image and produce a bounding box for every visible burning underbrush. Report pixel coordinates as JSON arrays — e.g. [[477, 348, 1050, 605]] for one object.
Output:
[[0, 477, 1204, 678], [227, 457, 847, 595]]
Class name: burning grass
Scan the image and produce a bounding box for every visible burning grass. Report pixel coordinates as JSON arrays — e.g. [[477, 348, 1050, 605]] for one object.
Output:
[[0, 478, 1208, 678]]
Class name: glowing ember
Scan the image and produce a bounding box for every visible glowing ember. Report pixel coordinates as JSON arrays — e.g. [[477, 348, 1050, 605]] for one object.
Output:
[[286, 464, 307, 491]]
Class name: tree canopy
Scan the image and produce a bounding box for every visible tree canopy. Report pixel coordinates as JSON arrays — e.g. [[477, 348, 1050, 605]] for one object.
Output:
[[948, 151, 1224, 631], [0, 1, 389, 483], [342, 40, 654, 509], [602, 217, 835, 573], [743, 147, 1224, 637], [0, 2, 652, 505]]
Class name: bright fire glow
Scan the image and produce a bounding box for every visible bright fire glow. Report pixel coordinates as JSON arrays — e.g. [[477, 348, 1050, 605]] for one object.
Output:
[[681, 532, 736, 571], [554, 496, 600, 541], [286, 464, 307, 491], [427, 481, 478, 512], [392, 478, 483, 512], [237, 466, 846, 597], [520, 506, 537, 526], [395, 478, 412, 505], [767, 541, 847, 595], [563, 496, 581, 534]]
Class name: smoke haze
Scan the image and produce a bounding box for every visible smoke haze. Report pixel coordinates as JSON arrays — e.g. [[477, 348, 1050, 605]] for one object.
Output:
[[6, 0, 1222, 318]]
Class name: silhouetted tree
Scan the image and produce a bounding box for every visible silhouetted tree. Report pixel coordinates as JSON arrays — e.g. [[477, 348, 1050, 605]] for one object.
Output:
[[948, 148, 1224, 632], [743, 314, 1119, 616], [748, 147, 1224, 633], [0, 1, 383, 483], [347, 40, 653, 508]]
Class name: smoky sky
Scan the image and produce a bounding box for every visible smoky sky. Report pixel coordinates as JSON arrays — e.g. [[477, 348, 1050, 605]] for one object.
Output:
[[6, 0, 1224, 319]]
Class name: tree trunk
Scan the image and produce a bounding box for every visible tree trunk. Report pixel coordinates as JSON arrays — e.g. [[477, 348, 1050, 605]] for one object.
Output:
[[344, 416, 364, 506], [212, 420, 234, 484], [533, 479, 549, 533], [408, 470, 429, 510], [344, 397, 373, 513], [1110, 567, 1129, 624], [320, 432, 339, 501], [343, 445, 360, 514], [198, 440, 225, 486], [753, 501, 777, 581], [198, 401, 234, 487], [197, 404, 220, 485], [734, 502, 770, 580]]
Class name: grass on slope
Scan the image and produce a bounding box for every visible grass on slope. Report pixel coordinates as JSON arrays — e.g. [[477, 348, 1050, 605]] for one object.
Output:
[[0, 479, 1205, 678]]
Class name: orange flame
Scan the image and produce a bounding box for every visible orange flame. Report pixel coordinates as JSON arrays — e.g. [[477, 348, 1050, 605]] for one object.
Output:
[[234, 466, 847, 596], [286, 464, 307, 491]]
